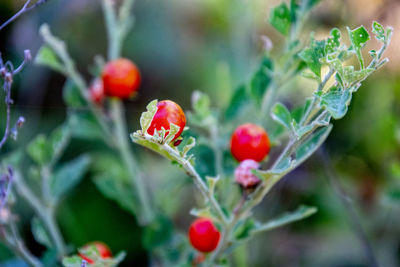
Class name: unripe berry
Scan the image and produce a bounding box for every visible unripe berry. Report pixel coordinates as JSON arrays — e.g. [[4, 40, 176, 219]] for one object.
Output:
[[89, 79, 105, 104], [147, 100, 186, 141], [234, 159, 261, 189], [230, 123, 270, 162], [188, 218, 221, 253], [79, 242, 112, 264], [101, 58, 141, 99]]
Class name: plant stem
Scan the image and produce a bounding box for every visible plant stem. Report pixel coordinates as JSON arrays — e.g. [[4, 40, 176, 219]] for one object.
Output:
[[13, 172, 67, 257], [1, 222, 44, 267], [110, 99, 154, 224]]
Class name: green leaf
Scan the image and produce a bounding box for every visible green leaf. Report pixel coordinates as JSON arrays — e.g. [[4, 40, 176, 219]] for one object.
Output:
[[234, 218, 257, 240], [295, 125, 332, 165], [348, 26, 370, 69], [35, 45, 65, 74], [67, 112, 104, 141], [63, 79, 85, 108], [269, 3, 291, 35], [48, 125, 71, 165], [271, 102, 293, 131], [93, 175, 139, 216], [299, 39, 326, 77], [190, 207, 213, 219], [31, 217, 53, 249], [192, 91, 211, 119], [62, 256, 82, 267], [142, 215, 173, 249], [181, 137, 196, 158], [206, 175, 220, 194], [27, 134, 51, 165], [318, 86, 352, 119], [253, 205, 317, 233], [140, 100, 158, 133], [372, 21, 385, 42], [249, 56, 273, 107], [225, 85, 249, 120], [325, 28, 341, 54], [164, 123, 180, 144], [51, 155, 91, 199]]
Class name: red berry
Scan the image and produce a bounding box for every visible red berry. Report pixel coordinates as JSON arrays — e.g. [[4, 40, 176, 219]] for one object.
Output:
[[79, 242, 112, 264], [188, 218, 221, 253], [89, 78, 105, 104], [230, 123, 270, 162], [234, 159, 261, 188], [147, 100, 186, 141], [102, 58, 141, 99]]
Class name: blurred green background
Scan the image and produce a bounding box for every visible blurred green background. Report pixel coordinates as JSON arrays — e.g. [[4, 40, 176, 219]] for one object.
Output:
[[0, 0, 400, 266]]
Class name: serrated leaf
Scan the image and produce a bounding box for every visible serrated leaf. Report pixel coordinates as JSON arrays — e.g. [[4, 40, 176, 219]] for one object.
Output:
[[348, 26, 370, 69], [372, 21, 385, 42], [325, 28, 341, 54], [27, 134, 51, 165], [225, 85, 249, 120], [63, 79, 85, 108], [51, 155, 91, 199], [35, 45, 65, 74], [181, 137, 196, 157], [271, 102, 293, 131], [206, 175, 219, 194], [31, 217, 53, 249], [164, 123, 180, 144], [192, 91, 211, 119], [254, 205, 317, 233], [299, 39, 326, 77], [319, 87, 352, 119], [249, 56, 273, 107], [269, 3, 291, 35], [140, 100, 158, 133]]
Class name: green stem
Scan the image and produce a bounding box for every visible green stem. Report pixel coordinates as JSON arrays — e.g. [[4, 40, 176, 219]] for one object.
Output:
[[1, 221, 44, 267], [13, 172, 67, 257], [110, 99, 154, 224]]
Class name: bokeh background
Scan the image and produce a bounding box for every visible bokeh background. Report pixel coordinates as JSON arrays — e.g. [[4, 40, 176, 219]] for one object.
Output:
[[0, 0, 400, 266]]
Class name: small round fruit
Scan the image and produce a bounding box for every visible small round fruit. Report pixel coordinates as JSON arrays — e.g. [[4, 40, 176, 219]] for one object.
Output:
[[188, 218, 221, 253], [230, 123, 270, 162], [89, 78, 105, 104], [147, 100, 186, 141], [102, 58, 141, 99], [79, 242, 112, 264], [234, 159, 261, 189]]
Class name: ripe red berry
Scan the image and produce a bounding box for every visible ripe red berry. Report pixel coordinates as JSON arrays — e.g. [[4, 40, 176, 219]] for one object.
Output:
[[79, 242, 112, 264], [89, 78, 105, 104], [101, 58, 141, 99], [147, 100, 186, 141], [188, 218, 221, 253], [234, 159, 261, 189], [230, 123, 270, 162]]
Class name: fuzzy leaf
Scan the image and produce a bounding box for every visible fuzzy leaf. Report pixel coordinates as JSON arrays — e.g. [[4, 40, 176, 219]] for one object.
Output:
[[348, 26, 370, 68], [250, 56, 273, 106], [271, 102, 293, 131], [35, 45, 65, 74], [51, 155, 91, 199], [190, 207, 213, 219], [27, 135, 51, 165], [181, 137, 196, 158], [140, 100, 158, 133], [192, 91, 211, 119], [269, 3, 291, 35], [63, 79, 85, 108], [31, 217, 53, 249], [318, 87, 352, 119], [372, 21, 385, 42], [225, 85, 249, 120], [206, 176, 220, 194], [254, 205, 317, 233], [299, 39, 326, 77]]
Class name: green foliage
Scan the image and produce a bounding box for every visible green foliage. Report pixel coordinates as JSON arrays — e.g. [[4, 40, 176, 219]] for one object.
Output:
[[249, 56, 273, 107], [269, 3, 291, 35], [51, 155, 91, 200], [31, 218, 53, 249], [34, 45, 65, 74]]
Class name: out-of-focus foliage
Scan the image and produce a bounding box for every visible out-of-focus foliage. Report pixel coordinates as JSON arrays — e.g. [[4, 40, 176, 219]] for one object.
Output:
[[0, 0, 400, 266]]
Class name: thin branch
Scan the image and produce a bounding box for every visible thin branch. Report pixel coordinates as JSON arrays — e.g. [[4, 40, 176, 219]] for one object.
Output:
[[318, 148, 379, 267], [0, 0, 49, 31]]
